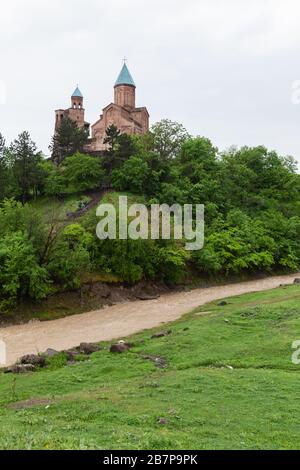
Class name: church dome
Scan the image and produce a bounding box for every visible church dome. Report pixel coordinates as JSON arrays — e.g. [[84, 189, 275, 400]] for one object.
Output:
[[115, 63, 136, 87]]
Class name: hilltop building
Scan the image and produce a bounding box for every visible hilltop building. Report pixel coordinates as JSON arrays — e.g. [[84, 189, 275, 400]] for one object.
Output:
[[54, 63, 149, 152]]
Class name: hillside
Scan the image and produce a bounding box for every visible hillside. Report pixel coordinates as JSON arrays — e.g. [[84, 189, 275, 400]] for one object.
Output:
[[0, 284, 300, 450], [1, 124, 300, 318]]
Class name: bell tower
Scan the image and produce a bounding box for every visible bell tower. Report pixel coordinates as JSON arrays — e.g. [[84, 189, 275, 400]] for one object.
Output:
[[114, 62, 136, 110], [71, 86, 83, 109], [67, 86, 86, 129], [55, 85, 90, 134]]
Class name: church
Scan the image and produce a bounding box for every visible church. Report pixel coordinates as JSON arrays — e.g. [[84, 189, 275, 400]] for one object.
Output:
[[55, 62, 150, 152]]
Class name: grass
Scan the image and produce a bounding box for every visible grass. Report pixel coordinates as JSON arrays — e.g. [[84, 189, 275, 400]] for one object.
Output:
[[30, 194, 90, 222], [0, 284, 300, 450]]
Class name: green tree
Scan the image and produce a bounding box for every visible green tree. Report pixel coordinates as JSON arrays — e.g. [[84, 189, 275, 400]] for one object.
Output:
[[63, 152, 104, 192], [41, 160, 67, 197], [9, 132, 43, 203], [111, 156, 149, 193], [50, 117, 88, 165], [103, 124, 121, 152], [103, 125, 136, 176], [47, 224, 91, 289], [0, 133, 11, 200], [151, 119, 190, 159], [0, 232, 50, 311]]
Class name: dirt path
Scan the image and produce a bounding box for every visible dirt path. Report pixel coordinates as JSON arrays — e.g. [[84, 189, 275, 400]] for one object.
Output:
[[0, 273, 298, 366]]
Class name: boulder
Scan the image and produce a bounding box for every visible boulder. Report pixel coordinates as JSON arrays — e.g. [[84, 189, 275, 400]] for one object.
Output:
[[64, 349, 79, 362], [142, 355, 167, 368], [110, 343, 131, 353], [79, 343, 101, 355], [158, 418, 169, 425], [44, 348, 59, 358], [19, 354, 46, 368], [151, 330, 172, 339], [5, 364, 36, 374]]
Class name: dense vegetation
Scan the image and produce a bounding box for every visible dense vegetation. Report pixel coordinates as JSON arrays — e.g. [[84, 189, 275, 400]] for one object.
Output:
[[0, 119, 299, 311], [0, 285, 299, 449]]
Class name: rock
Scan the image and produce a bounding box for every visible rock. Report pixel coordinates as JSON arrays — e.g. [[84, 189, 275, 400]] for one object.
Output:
[[151, 330, 172, 339], [19, 354, 46, 368], [218, 301, 228, 306], [5, 364, 36, 374], [158, 418, 168, 425], [64, 349, 79, 361], [79, 343, 101, 355], [135, 293, 160, 301], [110, 343, 131, 353], [142, 355, 167, 368], [28, 318, 41, 324], [294, 278, 300, 285], [44, 348, 59, 358]]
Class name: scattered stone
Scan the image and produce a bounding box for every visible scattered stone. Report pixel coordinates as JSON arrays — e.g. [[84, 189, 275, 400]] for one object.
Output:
[[5, 364, 36, 374], [135, 293, 160, 301], [294, 278, 300, 285], [142, 355, 167, 368], [225, 365, 234, 370], [158, 418, 169, 425], [19, 354, 46, 368], [79, 343, 101, 355], [218, 301, 228, 306], [44, 348, 59, 358], [28, 318, 41, 324], [151, 330, 172, 339], [110, 343, 131, 353], [64, 349, 79, 361], [224, 319, 230, 323]]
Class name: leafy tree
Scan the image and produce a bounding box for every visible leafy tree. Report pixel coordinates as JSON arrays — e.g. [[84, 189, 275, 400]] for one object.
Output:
[[151, 119, 190, 159], [47, 224, 91, 289], [41, 161, 67, 197], [102, 125, 136, 176], [0, 199, 50, 261], [103, 124, 121, 152], [193, 211, 277, 275], [50, 117, 88, 165], [0, 133, 10, 200], [219, 146, 300, 214], [111, 156, 149, 193], [0, 232, 50, 311], [63, 152, 104, 192], [9, 131, 43, 203], [132, 132, 155, 155], [153, 244, 189, 284]]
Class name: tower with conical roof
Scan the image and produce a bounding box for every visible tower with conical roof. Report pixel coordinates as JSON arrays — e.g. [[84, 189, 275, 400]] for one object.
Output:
[[114, 63, 136, 110], [89, 62, 149, 151], [71, 86, 83, 109], [55, 86, 90, 133]]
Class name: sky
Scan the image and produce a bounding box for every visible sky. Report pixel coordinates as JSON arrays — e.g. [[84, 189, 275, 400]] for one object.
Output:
[[1, 0, 300, 165]]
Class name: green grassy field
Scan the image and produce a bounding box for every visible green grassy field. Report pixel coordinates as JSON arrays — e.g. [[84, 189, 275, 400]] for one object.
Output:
[[0, 284, 300, 450]]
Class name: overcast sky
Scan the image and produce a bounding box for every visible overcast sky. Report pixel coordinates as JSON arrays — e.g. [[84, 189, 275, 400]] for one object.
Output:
[[1, 0, 300, 165]]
